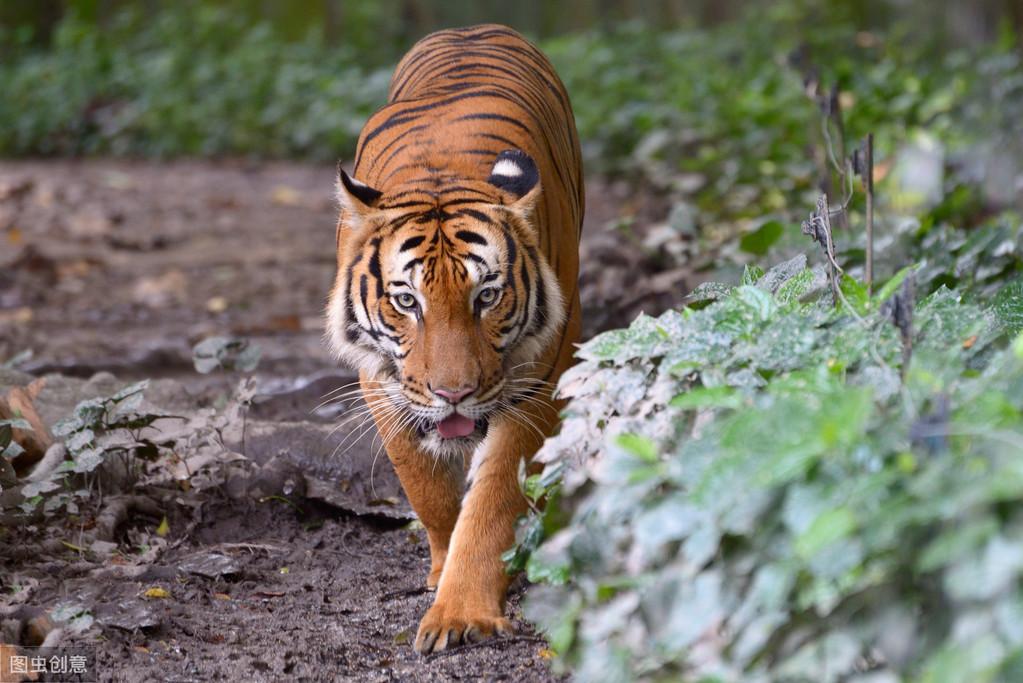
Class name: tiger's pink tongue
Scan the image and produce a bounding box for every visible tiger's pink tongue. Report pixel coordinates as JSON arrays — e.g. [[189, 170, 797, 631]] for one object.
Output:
[[437, 413, 475, 439]]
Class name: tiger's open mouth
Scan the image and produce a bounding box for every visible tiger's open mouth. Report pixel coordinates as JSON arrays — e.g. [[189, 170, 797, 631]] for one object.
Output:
[[418, 414, 489, 440]]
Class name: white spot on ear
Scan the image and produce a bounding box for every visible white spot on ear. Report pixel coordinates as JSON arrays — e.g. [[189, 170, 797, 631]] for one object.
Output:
[[491, 158, 523, 178]]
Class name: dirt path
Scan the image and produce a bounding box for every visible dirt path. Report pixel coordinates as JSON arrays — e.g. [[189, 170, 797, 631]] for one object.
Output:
[[0, 160, 688, 681]]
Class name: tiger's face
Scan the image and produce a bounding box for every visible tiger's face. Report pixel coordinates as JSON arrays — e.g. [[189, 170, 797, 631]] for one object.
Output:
[[327, 151, 565, 457]]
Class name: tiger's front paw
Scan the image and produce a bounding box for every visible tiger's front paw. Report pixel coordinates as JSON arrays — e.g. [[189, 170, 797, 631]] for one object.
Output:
[[413, 600, 514, 654]]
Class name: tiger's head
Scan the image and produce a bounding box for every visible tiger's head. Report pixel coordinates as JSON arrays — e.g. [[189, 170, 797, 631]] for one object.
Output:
[[326, 151, 565, 457]]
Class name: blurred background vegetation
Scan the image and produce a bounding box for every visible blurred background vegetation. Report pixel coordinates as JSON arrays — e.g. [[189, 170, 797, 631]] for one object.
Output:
[[1, 0, 1020, 162], [3, 0, 1021, 272]]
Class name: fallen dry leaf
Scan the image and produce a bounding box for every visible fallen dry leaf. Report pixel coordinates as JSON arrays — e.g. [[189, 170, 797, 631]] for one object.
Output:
[[205, 296, 228, 314], [271, 185, 302, 206], [132, 270, 187, 307], [0, 307, 33, 326]]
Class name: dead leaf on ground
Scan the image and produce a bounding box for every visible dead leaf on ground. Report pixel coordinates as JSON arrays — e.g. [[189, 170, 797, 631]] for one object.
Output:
[[205, 296, 228, 314], [270, 186, 302, 206], [132, 270, 188, 308]]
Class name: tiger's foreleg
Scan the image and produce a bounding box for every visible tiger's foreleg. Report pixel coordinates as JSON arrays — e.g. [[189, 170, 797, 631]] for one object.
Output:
[[412, 403, 555, 653], [362, 372, 462, 590]]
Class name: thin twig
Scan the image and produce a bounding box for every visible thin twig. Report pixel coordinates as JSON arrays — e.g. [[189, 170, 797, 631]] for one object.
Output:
[[863, 133, 875, 295]]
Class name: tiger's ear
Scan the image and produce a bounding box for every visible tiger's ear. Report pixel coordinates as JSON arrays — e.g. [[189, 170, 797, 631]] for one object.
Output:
[[336, 165, 382, 227], [488, 150, 540, 211]]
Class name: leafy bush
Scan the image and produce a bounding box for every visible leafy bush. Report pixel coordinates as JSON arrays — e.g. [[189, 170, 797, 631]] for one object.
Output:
[[16, 380, 161, 515], [2, 2, 1019, 191], [0, 6, 390, 158], [523, 257, 1023, 681], [545, 13, 1021, 221]]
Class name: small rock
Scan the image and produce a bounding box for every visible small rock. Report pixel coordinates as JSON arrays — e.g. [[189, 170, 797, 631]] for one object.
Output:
[[178, 552, 240, 579], [248, 456, 308, 500], [96, 599, 162, 632]]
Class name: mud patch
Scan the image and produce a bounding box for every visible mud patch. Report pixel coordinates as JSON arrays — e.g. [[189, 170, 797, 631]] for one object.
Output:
[[32, 499, 558, 681]]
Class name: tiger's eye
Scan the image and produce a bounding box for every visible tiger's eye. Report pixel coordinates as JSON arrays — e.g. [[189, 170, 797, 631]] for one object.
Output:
[[477, 287, 499, 307], [394, 293, 417, 310]]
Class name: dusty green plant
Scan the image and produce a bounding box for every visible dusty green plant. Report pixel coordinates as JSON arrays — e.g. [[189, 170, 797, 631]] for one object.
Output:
[[520, 256, 1023, 682]]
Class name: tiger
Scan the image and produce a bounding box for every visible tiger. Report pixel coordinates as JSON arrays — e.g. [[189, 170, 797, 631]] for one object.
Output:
[[326, 24, 583, 654]]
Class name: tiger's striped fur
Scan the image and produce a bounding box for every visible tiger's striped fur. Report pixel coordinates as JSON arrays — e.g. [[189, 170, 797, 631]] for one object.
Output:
[[326, 24, 582, 654]]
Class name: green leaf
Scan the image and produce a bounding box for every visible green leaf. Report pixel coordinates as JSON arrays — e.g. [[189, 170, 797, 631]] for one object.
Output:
[[775, 268, 820, 304], [742, 264, 765, 286], [192, 336, 262, 374], [739, 220, 784, 256], [526, 551, 571, 585], [71, 448, 104, 473], [873, 264, 918, 305], [684, 281, 731, 307], [614, 433, 658, 463], [110, 380, 150, 403], [794, 507, 856, 560], [918, 516, 999, 572], [839, 274, 869, 314], [22, 478, 62, 498], [733, 285, 776, 322], [992, 279, 1023, 337], [670, 385, 742, 410], [0, 418, 32, 432], [65, 429, 95, 453], [524, 474, 547, 503]]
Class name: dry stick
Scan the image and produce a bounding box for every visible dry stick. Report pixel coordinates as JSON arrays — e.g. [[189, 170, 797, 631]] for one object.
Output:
[[827, 85, 849, 229], [802, 194, 841, 303], [863, 133, 875, 295]]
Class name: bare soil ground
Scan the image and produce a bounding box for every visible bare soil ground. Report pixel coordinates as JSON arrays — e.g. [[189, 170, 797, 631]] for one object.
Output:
[[0, 160, 688, 682]]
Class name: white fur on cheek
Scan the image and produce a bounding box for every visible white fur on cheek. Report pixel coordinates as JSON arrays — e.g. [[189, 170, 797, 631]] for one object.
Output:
[[324, 271, 387, 376]]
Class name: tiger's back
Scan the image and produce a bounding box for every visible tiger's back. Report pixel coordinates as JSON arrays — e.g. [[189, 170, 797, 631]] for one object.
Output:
[[351, 25, 583, 364]]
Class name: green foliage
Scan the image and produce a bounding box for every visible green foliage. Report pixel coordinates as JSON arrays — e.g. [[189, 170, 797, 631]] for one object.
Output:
[[524, 258, 1023, 682], [0, 418, 31, 492], [192, 336, 262, 374], [11, 380, 163, 516], [2, 2, 1019, 191], [545, 15, 1020, 221], [0, 6, 390, 158]]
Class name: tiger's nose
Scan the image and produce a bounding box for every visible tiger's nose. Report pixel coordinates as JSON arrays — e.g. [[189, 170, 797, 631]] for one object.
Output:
[[430, 384, 477, 404]]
